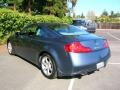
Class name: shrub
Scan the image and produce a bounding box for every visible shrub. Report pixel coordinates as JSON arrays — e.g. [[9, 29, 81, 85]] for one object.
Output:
[[96, 16, 120, 23], [0, 9, 72, 44], [61, 16, 73, 24]]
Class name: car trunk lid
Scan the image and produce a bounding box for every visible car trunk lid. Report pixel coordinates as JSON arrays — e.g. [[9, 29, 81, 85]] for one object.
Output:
[[63, 34, 107, 51]]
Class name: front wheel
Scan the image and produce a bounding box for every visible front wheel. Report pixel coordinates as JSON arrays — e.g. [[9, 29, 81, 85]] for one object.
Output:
[[7, 41, 14, 55], [39, 54, 57, 79]]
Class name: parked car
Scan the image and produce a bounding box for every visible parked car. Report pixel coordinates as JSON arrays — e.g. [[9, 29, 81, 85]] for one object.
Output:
[[72, 19, 96, 33], [7, 23, 110, 79]]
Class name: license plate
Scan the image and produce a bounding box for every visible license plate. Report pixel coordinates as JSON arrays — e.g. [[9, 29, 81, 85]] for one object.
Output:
[[97, 62, 104, 69]]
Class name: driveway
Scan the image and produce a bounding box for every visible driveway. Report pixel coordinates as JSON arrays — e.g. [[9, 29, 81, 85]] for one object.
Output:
[[0, 30, 120, 90]]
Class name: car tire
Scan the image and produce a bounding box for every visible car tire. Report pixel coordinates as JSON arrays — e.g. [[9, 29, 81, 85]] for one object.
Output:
[[7, 41, 14, 55], [39, 54, 57, 79]]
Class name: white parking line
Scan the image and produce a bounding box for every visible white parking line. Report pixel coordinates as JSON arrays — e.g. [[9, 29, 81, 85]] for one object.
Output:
[[108, 63, 120, 65], [107, 32, 120, 41], [68, 79, 75, 90]]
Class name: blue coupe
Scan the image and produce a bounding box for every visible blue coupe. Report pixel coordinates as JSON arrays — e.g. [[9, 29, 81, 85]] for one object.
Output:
[[7, 23, 111, 79]]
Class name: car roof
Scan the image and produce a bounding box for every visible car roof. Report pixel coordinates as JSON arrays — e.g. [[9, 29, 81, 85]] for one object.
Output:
[[38, 23, 68, 27], [22, 23, 69, 31], [25, 23, 68, 27]]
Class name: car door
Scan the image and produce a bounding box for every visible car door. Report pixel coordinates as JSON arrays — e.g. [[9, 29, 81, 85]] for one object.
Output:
[[28, 27, 50, 64], [14, 24, 38, 62]]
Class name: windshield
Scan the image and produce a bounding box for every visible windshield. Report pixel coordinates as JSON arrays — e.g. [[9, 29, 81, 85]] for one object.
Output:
[[48, 24, 88, 36]]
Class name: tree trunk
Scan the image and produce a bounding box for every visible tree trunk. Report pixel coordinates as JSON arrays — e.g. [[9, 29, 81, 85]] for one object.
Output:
[[28, 0, 31, 15], [13, 3, 16, 11]]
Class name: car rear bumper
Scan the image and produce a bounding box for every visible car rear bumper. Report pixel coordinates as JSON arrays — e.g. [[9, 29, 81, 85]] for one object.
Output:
[[57, 48, 110, 76], [71, 55, 109, 76]]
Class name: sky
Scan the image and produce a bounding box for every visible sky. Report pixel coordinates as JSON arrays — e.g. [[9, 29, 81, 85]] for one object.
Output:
[[68, 0, 120, 16]]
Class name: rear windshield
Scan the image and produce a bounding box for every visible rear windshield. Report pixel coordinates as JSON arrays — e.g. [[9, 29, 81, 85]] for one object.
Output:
[[48, 24, 88, 35]]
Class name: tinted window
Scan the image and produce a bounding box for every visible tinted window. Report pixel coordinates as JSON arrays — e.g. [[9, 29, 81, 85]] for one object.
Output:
[[48, 24, 88, 36], [22, 24, 38, 36], [36, 28, 47, 37]]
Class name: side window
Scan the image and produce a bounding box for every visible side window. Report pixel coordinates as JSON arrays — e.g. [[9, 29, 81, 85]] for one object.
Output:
[[22, 24, 38, 36], [36, 28, 47, 37]]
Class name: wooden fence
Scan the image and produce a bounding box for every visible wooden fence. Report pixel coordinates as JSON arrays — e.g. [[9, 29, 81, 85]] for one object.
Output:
[[97, 23, 120, 29]]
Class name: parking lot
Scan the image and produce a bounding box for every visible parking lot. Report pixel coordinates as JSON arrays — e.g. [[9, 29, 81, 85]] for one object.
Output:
[[0, 30, 120, 90]]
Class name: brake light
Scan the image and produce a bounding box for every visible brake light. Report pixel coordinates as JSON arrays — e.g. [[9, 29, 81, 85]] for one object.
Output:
[[104, 40, 109, 48], [64, 42, 92, 53]]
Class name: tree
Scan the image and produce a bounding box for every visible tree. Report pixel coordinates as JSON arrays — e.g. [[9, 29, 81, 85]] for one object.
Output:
[[101, 9, 108, 16], [21, 0, 33, 14], [9, 0, 22, 11], [3, 0, 7, 3], [81, 13, 85, 18], [75, 13, 85, 19], [70, 0, 77, 9], [109, 11, 120, 18], [76, 15, 81, 18], [68, 0, 77, 17], [115, 12, 120, 17], [0, 0, 22, 11], [32, 0, 67, 17], [86, 11, 96, 20], [110, 11, 114, 17], [1, 0, 68, 17]]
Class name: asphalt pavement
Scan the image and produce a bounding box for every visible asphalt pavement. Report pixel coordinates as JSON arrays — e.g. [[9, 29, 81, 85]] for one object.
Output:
[[0, 30, 120, 90]]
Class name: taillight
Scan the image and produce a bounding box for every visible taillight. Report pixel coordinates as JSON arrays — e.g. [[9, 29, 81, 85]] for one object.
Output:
[[64, 42, 92, 53], [104, 40, 109, 48]]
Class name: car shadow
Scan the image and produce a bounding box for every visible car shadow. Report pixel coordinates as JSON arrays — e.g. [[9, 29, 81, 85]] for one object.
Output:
[[13, 54, 95, 80], [57, 75, 82, 79], [57, 71, 95, 79], [14, 54, 40, 68]]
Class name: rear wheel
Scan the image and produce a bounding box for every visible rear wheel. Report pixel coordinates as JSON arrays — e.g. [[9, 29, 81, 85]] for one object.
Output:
[[7, 41, 14, 55], [39, 54, 57, 79]]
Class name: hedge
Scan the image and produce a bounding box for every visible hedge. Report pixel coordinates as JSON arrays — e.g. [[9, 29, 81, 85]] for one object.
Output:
[[96, 16, 120, 23], [0, 9, 72, 44]]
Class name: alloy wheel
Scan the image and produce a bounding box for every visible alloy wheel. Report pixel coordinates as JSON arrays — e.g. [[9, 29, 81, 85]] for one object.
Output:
[[41, 56, 53, 76], [7, 42, 12, 54], [40, 54, 57, 79]]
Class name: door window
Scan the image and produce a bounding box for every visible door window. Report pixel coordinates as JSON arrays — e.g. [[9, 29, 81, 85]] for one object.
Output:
[[22, 24, 38, 36], [36, 28, 47, 37]]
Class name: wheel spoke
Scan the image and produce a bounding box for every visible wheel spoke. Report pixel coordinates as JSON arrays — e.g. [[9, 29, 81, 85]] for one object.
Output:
[[42, 64, 48, 74], [42, 60, 47, 67], [48, 62, 53, 71], [47, 62, 53, 75]]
